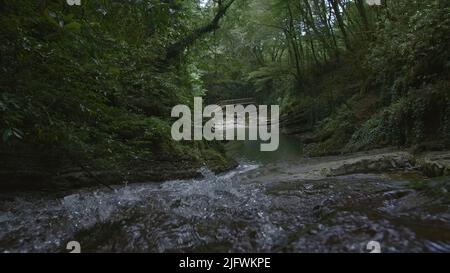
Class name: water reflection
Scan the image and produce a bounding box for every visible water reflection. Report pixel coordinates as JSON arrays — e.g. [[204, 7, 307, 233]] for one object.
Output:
[[226, 134, 304, 164]]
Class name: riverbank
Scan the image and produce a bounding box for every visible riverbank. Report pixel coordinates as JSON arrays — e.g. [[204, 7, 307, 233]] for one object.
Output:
[[237, 147, 450, 184], [3, 141, 449, 193], [0, 147, 238, 192]]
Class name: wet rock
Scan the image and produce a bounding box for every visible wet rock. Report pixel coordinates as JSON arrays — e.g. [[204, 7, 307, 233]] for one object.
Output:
[[416, 152, 450, 178], [327, 152, 415, 177], [0, 156, 238, 193]]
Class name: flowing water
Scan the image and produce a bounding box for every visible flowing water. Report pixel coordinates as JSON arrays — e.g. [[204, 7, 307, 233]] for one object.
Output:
[[1, 136, 450, 253]]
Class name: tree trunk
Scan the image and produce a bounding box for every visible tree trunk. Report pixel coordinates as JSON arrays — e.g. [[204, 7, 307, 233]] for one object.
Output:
[[329, 0, 351, 50]]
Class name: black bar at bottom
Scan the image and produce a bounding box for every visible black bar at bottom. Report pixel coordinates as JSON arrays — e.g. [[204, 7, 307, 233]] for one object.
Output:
[[0, 253, 444, 272]]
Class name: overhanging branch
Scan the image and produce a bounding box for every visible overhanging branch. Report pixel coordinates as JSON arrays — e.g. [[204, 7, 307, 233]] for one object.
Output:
[[164, 0, 236, 61]]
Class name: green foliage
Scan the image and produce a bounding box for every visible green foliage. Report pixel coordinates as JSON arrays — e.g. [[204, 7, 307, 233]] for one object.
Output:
[[277, 0, 450, 153], [443, 93, 450, 138], [347, 84, 450, 151], [1, 0, 449, 180], [304, 106, 358, 155], [346, 99, 408, 151], [0, 0, 231, 175], [247, 65, 293, 95], [367, 2, 450, 97]]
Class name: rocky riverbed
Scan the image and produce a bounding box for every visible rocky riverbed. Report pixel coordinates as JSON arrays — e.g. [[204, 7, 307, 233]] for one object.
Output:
[[1, 144, 449, 253]]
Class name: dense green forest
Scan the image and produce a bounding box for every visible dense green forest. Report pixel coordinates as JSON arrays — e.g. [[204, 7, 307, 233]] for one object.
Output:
[[1, 0, 449, 189], [201, 0, 450, 155]]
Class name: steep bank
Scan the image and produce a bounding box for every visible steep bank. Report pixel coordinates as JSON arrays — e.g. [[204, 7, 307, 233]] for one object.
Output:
[[278, 4, 450, 156], [196, 0, 450, 158]]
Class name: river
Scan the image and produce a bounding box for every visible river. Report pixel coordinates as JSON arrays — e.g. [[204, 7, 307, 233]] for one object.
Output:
[[1, 136, 450, 253]]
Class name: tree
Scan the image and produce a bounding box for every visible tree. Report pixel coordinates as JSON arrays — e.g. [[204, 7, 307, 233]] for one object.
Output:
[[165, 0, 236, 61]]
